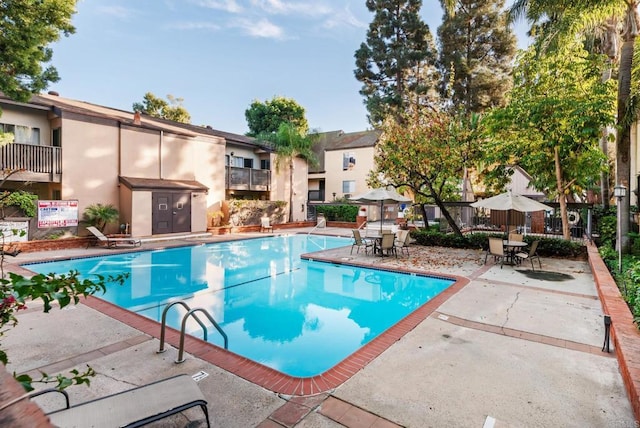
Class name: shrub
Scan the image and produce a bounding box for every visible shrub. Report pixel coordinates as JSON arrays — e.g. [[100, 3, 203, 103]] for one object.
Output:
[[411, 230, 586, 258], [316, 204, 359, 222], [0, 190, 37, 218]]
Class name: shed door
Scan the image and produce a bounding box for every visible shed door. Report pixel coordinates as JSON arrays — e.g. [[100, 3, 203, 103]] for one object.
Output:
[[152, 192, 191, 234]]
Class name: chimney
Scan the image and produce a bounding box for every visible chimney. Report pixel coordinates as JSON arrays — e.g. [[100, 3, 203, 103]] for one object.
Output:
[[133, 111, 141, 125]]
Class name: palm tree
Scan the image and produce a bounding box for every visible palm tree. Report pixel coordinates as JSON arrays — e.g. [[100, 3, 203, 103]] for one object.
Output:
[[259, 123, 318, 223], [83, 203, 119, 232], [507, 0, 639, 249]]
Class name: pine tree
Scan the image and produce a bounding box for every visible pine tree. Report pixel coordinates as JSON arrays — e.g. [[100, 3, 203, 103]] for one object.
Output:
[[354, 0, 439, 125], [437, 0, 517, 114]]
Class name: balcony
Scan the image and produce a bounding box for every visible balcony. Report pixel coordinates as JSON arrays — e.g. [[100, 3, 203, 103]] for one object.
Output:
[[225, 166, 270, 191], [308, 190, 325, 201], [0, 143, 61, 182]]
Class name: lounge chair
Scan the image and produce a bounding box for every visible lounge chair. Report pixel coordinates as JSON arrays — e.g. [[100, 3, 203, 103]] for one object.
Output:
[[260, 217, 273, 233], [86, 226, 141, 248], [29, 374, 210, 427], [515, 240, 542, 270], [351, 229, 373, 255]]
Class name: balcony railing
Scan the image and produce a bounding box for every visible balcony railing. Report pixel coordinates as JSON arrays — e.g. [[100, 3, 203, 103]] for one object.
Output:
[[225, 166, 270, 191], [0, 143, 61, 182], [308, 190, 325, 201]]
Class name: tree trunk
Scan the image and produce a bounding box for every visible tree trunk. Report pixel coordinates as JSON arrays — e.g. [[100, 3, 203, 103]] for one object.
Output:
[[554, 146, 571, 240], [433, 196, 463, 237], [616, 33, 635, 250], [288, 159, 294, 223]]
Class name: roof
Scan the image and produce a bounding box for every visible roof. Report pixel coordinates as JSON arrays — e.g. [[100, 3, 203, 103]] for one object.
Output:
[[0, 92, 269, 150], [119, 176, 208, 191]]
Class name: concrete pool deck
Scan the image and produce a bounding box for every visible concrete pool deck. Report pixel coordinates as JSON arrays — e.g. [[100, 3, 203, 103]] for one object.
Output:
[[1, 228, 638, 427]]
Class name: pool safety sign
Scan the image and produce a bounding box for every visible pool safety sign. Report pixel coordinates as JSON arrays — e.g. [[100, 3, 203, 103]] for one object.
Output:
[[37, 200, 79, 228]]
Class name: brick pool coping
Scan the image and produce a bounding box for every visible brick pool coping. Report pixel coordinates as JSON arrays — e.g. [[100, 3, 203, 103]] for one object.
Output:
[[82, 266, 469, 396], [587, 243, 640, 421]]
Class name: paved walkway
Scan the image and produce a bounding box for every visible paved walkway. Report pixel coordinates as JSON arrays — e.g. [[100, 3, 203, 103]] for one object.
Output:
[[2, 228, 637, 427]]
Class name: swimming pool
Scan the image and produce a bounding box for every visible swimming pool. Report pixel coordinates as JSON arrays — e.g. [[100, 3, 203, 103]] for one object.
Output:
[[25, 235, 454, 377]]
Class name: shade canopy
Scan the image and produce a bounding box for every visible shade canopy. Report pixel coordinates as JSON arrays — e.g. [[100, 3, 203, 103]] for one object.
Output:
[[349, 188, 412, 205], [349, 188, 411, 234], [470, 192, 551, 213]]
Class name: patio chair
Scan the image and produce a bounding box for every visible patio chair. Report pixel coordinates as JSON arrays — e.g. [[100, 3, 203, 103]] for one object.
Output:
[[508, 233, 524, 242], [379, 232, 397, 258], [515, 240, 542, 270], [485, 237, 508, 268], [86, 226, 141, 248], [395, 229, 411, 256], [28, 374, 210, 427], [260, 217, 273, 233], [351, 229, 373, 255]]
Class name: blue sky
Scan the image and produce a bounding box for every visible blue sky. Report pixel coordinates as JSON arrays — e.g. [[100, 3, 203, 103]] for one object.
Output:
[[48, 0, 529, 135]]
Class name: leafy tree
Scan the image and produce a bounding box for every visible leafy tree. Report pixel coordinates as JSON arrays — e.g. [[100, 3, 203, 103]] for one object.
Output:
[[82, 203, 119, 232], [1, 270, 128, 391], [508, 0, 640, 247], [258, 122, 318, 222], [354, 0, 440, 125], [0, 0, 77, 103], [245, 96, 308, 136], [370, 108, 484, 236], [483, 42, 616, 239], [132, 93, 191, 124], [437, 0, 517, 114]]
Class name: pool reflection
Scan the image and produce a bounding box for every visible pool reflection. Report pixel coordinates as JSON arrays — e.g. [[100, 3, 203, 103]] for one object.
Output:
[[25, 236, 453, 377]]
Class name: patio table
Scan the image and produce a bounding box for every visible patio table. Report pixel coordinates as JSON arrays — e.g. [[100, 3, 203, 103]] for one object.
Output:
[[503, 240, 527, 265]]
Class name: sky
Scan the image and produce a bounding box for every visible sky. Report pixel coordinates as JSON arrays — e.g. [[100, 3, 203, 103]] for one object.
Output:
[[48, 0, 530, 136]]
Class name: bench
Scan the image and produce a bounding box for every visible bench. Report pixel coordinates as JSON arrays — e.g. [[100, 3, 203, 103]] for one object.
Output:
[[34, 374, 210, 427]]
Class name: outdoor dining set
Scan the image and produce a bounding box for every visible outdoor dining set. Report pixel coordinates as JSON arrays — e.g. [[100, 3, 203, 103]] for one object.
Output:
[[485, 234, 542, 269], [350, 229, 411, 258]]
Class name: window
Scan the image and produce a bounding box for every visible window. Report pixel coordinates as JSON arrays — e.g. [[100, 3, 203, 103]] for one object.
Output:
[[231, 156, 244, 167], [243, 158, 254, 168], [260, 159, 270, 170], [0, 123, 40, 145], [342, 180, 356, 194], [343, 152, 356, 170]]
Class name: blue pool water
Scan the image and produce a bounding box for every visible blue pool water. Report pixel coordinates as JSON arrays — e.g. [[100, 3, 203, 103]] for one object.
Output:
[[25, 235, 454, 377]]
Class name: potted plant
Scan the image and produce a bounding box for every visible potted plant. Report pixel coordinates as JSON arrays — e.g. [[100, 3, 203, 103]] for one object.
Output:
[[209, 210, 224, 227]]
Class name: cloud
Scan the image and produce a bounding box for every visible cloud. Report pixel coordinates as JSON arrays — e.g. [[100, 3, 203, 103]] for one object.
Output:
[[96, 6, 135, 19], [322, 6, 367, 30], [190, 0, 243, 13], [231, 17, 287, 39], [167, 21, 221, 31], [250, 0, 331, 16]]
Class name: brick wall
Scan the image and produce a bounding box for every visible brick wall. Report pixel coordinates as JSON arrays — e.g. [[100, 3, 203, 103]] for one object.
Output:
[[588, 243, 640, 422]]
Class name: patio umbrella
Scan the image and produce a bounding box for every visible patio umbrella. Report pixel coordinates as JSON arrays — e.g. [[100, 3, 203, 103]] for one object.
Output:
[[470, 191, 551, 235], [349, 188, 412, 234]]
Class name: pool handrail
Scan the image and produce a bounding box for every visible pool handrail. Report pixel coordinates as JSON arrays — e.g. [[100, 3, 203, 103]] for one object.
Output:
[[176, 308, 228, 363], [157, 300, 210, 353]]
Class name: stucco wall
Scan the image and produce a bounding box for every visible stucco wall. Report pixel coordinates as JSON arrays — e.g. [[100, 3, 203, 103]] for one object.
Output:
[[324, 146, 375, 200], [131, 190, 152, 236], [120, 127, 161, 179], [0, 107, 51, 145], [161, 133, 193, 180], [269, 154, 309, 222], [60, 117, 120, 223], [192, 137, 225, 214]]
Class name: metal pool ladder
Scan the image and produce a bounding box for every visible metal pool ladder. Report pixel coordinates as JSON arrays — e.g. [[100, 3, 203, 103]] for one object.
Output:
[[157, 300, 228, 364]]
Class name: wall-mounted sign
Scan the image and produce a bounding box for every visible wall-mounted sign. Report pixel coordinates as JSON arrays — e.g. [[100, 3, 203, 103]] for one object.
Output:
[[37, 200, 79, 228]]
